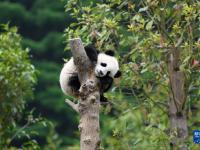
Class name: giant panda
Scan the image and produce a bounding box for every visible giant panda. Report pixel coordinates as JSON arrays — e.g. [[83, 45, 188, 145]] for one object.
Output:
[[59, 45, 121, 103]]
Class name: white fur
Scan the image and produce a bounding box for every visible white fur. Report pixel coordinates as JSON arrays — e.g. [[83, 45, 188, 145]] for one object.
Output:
[[59, 58, 78, 96], [95, 53, 119, 77], [59, 53, 119, 97]]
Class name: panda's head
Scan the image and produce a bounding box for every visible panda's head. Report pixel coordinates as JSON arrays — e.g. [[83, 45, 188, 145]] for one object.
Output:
[[95, 50, 121, 78]]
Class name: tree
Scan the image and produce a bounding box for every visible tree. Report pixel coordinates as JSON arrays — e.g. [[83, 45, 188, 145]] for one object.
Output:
[[65, 0, 200, 149], [66, 38, 101, 150], [0, 24, 37, 148], [0, 1, 78, 147]]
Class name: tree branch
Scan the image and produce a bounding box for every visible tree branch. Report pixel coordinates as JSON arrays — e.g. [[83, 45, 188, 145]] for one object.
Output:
[[65, 99, 79, 113]]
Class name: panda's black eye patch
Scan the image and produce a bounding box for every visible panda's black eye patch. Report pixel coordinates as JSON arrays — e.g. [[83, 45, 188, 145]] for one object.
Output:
[[101, 63, 107, 67]]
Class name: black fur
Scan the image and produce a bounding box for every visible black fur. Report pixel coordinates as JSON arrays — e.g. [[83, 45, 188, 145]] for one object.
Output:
[[98, 75, 113, 104], [105, 50, 115, 56], [68, 75, 80, 92], [77, 45, 119, 104], [84, 45, 115, 104], [100, 95, 110, 105], [114, 70, 121, 78], [84, 45, 98, 62], [99, 76, 113, 93]]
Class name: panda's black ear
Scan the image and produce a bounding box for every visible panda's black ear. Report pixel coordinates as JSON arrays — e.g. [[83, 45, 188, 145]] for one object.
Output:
[[105, 50, 115, 56], [114, 70, 121, 78]]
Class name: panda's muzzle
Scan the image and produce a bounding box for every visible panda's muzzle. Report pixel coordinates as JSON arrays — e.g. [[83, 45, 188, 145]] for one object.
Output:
[[96, 70, 104, 77], [99, 70, 104, 76]]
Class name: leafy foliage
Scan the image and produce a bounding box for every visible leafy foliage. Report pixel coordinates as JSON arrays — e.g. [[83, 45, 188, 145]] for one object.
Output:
[[0, 24, 36, 147], [65, 0, 200, 149], [0, 0, 79, 148], [0, 0, 199, 149]]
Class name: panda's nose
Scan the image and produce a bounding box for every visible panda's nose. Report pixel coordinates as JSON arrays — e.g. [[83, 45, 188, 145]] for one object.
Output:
[[99, 70, 103, 76]]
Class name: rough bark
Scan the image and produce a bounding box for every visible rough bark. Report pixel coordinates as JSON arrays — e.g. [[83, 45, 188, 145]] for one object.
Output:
[[167, 51, 188, 150], [67, 38, 100, 150]]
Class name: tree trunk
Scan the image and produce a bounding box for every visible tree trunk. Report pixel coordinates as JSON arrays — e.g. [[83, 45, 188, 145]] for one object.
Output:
[[67, 38, 100, 150], [167, 52, 188, 150]]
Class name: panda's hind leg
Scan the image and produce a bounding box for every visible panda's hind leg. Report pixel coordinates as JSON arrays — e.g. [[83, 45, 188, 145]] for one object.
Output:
[[68, 74, 81, 94]]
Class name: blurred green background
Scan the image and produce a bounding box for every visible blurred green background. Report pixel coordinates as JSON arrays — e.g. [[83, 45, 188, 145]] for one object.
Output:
[[0, 0, 78, 148]]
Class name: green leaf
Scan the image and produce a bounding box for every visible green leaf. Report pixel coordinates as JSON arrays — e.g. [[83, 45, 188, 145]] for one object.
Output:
[[139, 6, 148, 12], [146, 20, 153, 30]]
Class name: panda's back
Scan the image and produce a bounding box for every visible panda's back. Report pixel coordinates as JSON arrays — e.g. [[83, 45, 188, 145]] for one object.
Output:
[[59, 58, 78, 96]]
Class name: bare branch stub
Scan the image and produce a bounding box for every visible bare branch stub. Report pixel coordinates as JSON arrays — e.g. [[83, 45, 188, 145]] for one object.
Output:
[[65, 99, 79, 113]]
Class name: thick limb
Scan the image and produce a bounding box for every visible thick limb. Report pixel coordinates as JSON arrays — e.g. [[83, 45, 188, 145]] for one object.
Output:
[[69, 38, 101, 150]]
